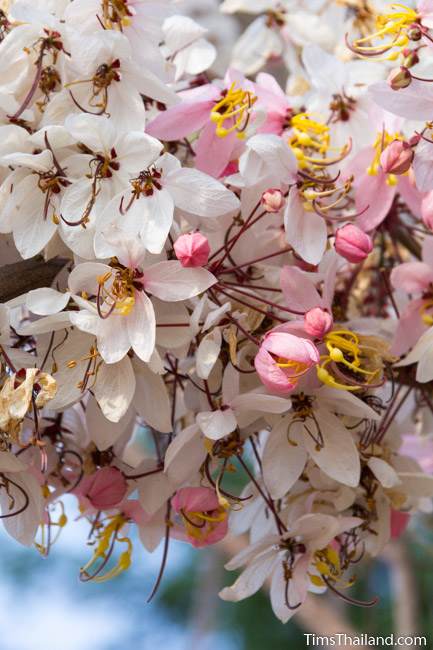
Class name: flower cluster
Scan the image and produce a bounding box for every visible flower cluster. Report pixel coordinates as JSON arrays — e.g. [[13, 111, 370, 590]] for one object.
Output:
[[1, 0, 433, 624]]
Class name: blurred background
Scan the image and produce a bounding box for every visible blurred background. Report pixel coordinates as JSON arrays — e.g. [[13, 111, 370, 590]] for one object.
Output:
[[1, 495, 432, 650]]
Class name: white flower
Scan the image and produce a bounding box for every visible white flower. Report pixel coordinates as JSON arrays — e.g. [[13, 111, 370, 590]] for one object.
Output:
[[95, 152, 240, 256], [69, 229, 216, 364]]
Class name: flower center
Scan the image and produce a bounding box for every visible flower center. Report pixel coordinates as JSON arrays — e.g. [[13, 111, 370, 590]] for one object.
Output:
[[275, 357, 312, 386], [317, 328, 383, 391], [289, 113, 350, 171], [101, 0, 134, 29], [66, 59, 121, 116], [210, 83, 257, 139], [329, 92, 356, 123], [180, 506, 227, 542], [96, 262, 143, 318]]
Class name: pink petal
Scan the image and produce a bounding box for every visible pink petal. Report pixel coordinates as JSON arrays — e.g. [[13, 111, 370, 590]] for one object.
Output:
[[194, 121, 238, 178], [146, 101, 212, 141]]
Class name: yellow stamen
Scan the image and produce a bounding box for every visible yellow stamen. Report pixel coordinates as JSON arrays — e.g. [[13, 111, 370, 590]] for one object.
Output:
[[210, 83, 257, 139]]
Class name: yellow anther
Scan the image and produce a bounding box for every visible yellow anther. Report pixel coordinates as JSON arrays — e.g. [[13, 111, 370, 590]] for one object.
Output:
[[329, 347, 344, 363], [353, 4, 419, 58], [58, 514, 67, 527], [386, 174, 398, 186], [210, 83, 257, 139], [97, 272, 112, 285], [310, 574, 326, 587], [419, 300, 433, 325]]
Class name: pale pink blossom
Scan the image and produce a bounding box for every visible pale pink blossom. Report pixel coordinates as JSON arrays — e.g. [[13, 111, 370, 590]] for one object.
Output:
[[171, 487, 228, 548], [254, 331, 320, 395]]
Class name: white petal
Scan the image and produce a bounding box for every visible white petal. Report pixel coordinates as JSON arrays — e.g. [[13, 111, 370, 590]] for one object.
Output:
[[140, 189, 174, 254], [303, 408, 360, 487], [116, 131, 162, 173], [164, 424, 207, 485], [144, 261, 216, 301], [93, 357, 136, 423], [64, 114, 116, 153], [26, 288, 70, 315], [97, 314, 132, 364], [219, 550, 277, 602], [196, 408, 237, 440], [284, 191, 327, 265], [262, 418, 307, 499], [1, 472, 43, 547], [133, 360, 172, 433], [86, 396, 131, 450], [196, 328, 222, 379], [166, 167, 240, 217], [126, 291, 156, 362], [367, 458, 401, 489]]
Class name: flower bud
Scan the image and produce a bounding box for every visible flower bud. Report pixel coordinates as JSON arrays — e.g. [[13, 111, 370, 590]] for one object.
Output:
[[81, 467, 128, 510], [261, 188, 285, 213], [174, 232, 210, 268], [304, 307, 333, 339], [407, 24, 422, 41], [380, 140, 414, 175], [387, 66, 412, 90], [402, 49, 419, 68], [335, 224, 373, 263], [254, 331, 320, 394]]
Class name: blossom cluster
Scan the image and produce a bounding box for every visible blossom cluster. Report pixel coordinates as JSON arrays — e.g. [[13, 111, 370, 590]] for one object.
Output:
[[1, 0, 433, 623]]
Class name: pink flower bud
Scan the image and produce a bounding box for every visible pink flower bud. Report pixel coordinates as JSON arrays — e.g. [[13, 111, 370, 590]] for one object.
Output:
[[407, 23, 422, 41], [174, 232, 210, 268], [254, 330, 320, 394], [380, 140, 413, 175], [387, 66, 412, 90], [80, 467, 127, 510], [304, 307, 333, 339], [335, 224, 373, 263], [261, 188, 285, 213]]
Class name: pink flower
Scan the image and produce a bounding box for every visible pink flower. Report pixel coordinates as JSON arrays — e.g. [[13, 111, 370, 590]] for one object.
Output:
[[147, 70, 257, 178], [254, 331, 320, 394], [380, 140, 414, 174], [304, 307, 333, 339], [261, 188, 285, 213], [171, 487, 228, 548], [335, 224, 373, 263], [390, 237, 433, 355], [346, 143, 423, 232], [77, 467, 128, 510], [174, 232, 210, 267]]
